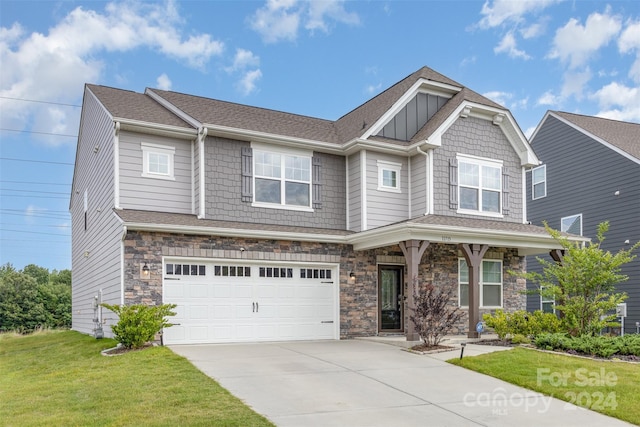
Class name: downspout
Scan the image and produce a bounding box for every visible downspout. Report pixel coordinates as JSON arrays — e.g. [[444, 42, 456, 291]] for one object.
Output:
[[114, 122, 121, 210], [120, 225, 127, 305], [416, 144, 431, 215], [198, 127, 207, 219]]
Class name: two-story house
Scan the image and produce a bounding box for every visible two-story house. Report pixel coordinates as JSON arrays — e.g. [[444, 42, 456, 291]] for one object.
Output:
[[526, 111, 640, 334], [71, 66, 585, 344]]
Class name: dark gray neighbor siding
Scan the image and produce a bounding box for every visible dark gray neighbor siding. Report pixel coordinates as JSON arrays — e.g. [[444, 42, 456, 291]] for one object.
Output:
[[433, 116, 523, 222], [526, 115, 640, 333], [204, 136, 346, 229]]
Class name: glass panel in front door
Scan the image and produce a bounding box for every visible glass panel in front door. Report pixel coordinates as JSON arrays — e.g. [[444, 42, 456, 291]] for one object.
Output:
[[380, 267, 403, 331]]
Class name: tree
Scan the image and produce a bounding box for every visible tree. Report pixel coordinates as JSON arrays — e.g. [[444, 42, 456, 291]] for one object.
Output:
[[0, 271, 49, 332], [409, 280, 463, 346], [526, 222, 640, 336], [22, 264, 50, 285]]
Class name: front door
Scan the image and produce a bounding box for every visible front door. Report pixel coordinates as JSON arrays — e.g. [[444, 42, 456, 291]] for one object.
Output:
[[378, 265, 404, 332]]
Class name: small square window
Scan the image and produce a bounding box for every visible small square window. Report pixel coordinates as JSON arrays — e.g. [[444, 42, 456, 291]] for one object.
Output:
[[141, 142, 175, 180], [199, 265, 206, 276], [377, 160, 402, 193], [166, 264, 174, 275]]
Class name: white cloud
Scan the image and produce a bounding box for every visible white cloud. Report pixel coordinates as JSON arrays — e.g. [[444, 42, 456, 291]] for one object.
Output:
[[618, 19, 640, 82], [537, 90, 561, 106], [227, 49, 261, 72], [590, 81, 640, 122], [237, 69, 263, 96], [560, 68, 592, 100], [520, 20, 546, 39], [478, 0, 560, 29], [365, 83, 382, 95], [249, 0, 359, 43], [494, 32, 531, 59], [547, 7, 621, 69], [156, 73, 172, 90], [483, 91, 512, 106], [0, 0, 224, 146]]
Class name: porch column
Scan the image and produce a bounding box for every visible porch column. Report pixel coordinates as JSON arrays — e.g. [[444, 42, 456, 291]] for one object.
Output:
[[399, 240, 430, 341], [460, 243, 489, 338]]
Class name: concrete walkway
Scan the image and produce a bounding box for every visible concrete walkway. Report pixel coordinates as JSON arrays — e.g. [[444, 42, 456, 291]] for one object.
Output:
[[170, 339, 631, 427]]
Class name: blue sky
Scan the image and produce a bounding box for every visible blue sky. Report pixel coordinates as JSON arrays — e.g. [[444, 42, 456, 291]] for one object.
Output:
[[1, 0, 639, 271]]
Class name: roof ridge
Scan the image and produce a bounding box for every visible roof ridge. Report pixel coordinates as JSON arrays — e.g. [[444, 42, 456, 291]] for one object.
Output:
[[553, 110, 640, 127]]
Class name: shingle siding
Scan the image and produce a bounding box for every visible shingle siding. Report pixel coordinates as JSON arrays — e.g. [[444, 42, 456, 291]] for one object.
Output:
[[433, 116, 523, 221], [71, 89, 123, 336], [204, 136, 346, 229], [526, 115, 640, 333]]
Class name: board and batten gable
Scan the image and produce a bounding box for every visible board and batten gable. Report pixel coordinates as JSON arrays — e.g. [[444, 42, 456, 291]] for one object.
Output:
[[525, 115, 640, 332], [365, 152, 409, 229], [71, 88, 124, 335], [432, 116, 523, 222], [118, 132, 193, 214], [204, 136, 346, 229]]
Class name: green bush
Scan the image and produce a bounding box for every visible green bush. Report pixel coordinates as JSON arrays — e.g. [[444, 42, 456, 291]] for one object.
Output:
[[534, 333, 640, 358], [534, 333, 569, 351], [483, 310, 509, 339], [483, 310, 562, 339], [511, 334, 531, 345], [101, 304, 177, 349]]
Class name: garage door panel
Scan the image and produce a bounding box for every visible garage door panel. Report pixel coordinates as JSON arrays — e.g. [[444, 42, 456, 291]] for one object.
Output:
[[163, 261, 338, 344]]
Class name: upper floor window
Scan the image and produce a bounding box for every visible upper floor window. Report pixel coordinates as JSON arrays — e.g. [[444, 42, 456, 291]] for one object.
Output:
[[532, 165, 546, 199], [377, 160, 401, 193], [253, 148, 311, 210], [457, 155, 502, 216], [459, 259, 503, 308], [141, 142, 175, 180], [561, 213, 582, 235]]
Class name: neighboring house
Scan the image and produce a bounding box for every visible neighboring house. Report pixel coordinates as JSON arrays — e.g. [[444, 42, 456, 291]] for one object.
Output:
[[71, 66, 584, 345], [526, 111, 640, 334]]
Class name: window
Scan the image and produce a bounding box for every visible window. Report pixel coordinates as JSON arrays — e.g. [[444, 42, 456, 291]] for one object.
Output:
[[259, 267, 293, 278], [561, 213, 582, 235], [377, 160, 401, 192], [541, 287, 555, 313], [214, 265, 251, 277], [254, 149, 311, 209], [166, 263, 206, 276], [300, 268, 332, 279], [532, 165, 546, 199], [457, 155, 502, 215], [141, 142, 175, 180], [459, 259, 503, 308]]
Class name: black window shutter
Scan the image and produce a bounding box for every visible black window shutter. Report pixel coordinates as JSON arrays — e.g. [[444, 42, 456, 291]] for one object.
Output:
[[312, 156, 322, 209], [502, 169, 510, 215], [241, 147, 252, 202], [449, 158, 458, 209]]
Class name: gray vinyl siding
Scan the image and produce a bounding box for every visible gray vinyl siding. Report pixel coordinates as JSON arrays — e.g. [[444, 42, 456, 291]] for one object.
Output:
[[526, 115, 640, 333], [377, 93, 449, 140], [71, 88, 123, 336], [348, 153, 362, 232], [411, 153, 427, 217], [432, 116, 523, 222], [119, 132, 192, 214], [205, 136, 346, 229], [366, 152, 409, 229]]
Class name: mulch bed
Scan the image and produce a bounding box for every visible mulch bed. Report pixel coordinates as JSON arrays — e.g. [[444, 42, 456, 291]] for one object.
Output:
[[101, 342, 154, 356], [409, 343, 456, 354]]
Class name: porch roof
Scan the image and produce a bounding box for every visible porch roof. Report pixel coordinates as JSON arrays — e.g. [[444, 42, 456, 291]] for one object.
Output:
[[115, 209, 587, 256], [349, 215, 589, 255]]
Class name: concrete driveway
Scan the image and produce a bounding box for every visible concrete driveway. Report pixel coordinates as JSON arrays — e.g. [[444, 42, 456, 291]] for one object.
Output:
[[170, 340, 630, 427]]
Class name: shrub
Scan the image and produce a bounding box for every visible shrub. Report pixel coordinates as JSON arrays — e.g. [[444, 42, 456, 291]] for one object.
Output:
[[533, 334, 640, 358], [101, 303, 177, 349], [483, 310, 561, 339], [483, 310, 509, 339], [409, 281, 463, 346], [534, 333, 569, 351], [511, 334, 531, 345]]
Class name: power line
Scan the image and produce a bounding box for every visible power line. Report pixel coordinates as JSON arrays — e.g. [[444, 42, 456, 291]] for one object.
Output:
[[0, 194, 68, 199], [0, 212, 70, 221], [0, 180, 70, 186], [0, 157, 74, 165], [0, 208, 70, 213], [0, 96, 81, 108], [2, 188, 69, 195], [0, 228, 70, 237], [0, 128, 77, 138], [0, 223, 70, 228]]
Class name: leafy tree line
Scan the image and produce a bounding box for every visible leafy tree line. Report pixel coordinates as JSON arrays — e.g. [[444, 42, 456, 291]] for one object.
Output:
[[0, 263, 72, 332]]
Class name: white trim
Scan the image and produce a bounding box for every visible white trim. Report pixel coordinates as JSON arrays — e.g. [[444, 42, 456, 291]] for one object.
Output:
[[145, 89, 202, 129], [376, 160, 402, 193], [190, 140, 195, 215], [114, 122, 121, 210], [522, 167, 527, 224], [458, 258, 503, 309], [361, 150, 368, 231], [531, 164, 547, 200], [407, 157, 412, 218], [561, 213, 583, 236], [198, 128, 207, 219], [345, 155, 350, 230], [141, 142, 175, 180], [456, 154, 503, 216]]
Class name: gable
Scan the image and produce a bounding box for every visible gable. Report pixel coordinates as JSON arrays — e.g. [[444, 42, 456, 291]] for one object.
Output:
[[376, 92, 450, 141]]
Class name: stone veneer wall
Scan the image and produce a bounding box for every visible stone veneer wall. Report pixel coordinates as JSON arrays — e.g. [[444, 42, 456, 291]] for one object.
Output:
[[124, 231, 526, 338]]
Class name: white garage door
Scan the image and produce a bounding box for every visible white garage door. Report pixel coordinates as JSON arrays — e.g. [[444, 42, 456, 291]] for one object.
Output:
[[162, 260, 339, 344]]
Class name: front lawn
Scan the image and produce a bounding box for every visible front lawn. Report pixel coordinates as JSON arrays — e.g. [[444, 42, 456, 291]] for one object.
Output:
[[0, 330, 273, 427], [449, 347, 640, 425]]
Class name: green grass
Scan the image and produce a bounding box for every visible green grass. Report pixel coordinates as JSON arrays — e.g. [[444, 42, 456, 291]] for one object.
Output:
[[449, 347, 640, 425], [0, 330, 274, 427]]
